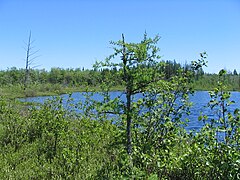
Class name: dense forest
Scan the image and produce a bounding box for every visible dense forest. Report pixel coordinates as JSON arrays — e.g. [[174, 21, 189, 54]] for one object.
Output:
[[0, 59, 189, 86], [0, 60, 193, 97], [1, 61, 240, 98], [0, 34, 239, 179]]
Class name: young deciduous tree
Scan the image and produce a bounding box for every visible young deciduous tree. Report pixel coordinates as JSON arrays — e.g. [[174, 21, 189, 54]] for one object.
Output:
[[94, 34, 207, 177], [95, 33, 163, 155]]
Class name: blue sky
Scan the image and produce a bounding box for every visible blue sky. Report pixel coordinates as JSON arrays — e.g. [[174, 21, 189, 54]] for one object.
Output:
[[0, 0, 240, 73]]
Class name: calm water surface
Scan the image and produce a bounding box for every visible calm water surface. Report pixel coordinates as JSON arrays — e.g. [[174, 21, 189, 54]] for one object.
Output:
[[21, 91, 240, 131]]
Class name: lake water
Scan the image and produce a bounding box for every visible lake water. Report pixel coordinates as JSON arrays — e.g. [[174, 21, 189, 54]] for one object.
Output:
[[20, 91, 240, 131]]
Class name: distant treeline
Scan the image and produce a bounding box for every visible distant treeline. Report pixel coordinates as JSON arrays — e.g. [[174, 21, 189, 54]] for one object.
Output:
[[0, 60, 196, 85], [1, 61, 240, 91], [194, 72, 240, 91]]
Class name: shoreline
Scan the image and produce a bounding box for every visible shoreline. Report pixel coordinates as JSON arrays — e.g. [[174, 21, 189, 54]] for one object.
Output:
[[1, 84, 240, 99]]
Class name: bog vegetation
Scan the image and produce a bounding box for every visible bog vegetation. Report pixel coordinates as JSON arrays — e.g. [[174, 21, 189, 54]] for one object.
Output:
[[0, 34, 239, 179], [1, 50, 240, 98]]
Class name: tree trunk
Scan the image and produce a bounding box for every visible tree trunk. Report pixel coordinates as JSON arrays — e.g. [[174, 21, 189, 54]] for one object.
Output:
[[24, 31, 32, 90], [126, 88, 132, 155], [122, 34, 132, 155]]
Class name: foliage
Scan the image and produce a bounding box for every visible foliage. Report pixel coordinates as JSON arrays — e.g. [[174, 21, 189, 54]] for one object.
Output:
[[0, 34, 239, 179], [0, 96, 119, 179], [180, 69, 240, 179], [2, 61, 240, 98]]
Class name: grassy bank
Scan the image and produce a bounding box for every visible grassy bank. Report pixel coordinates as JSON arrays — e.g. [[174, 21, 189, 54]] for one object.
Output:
[[0, 84, 125, 99], [1, 83, 239, 100]]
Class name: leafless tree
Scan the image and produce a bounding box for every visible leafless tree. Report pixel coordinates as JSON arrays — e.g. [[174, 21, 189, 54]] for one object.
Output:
[[23, 31, 40, 90]]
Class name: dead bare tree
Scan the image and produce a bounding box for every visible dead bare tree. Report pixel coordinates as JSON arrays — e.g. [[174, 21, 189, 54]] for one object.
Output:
[[23, 31, 39, 90]]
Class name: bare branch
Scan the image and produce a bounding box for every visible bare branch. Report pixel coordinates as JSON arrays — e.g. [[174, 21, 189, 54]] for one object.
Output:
[[23, 31, 40, 91]]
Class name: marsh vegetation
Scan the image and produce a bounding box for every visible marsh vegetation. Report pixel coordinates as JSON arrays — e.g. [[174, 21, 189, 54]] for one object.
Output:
[[0, 34, 239, 179]]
